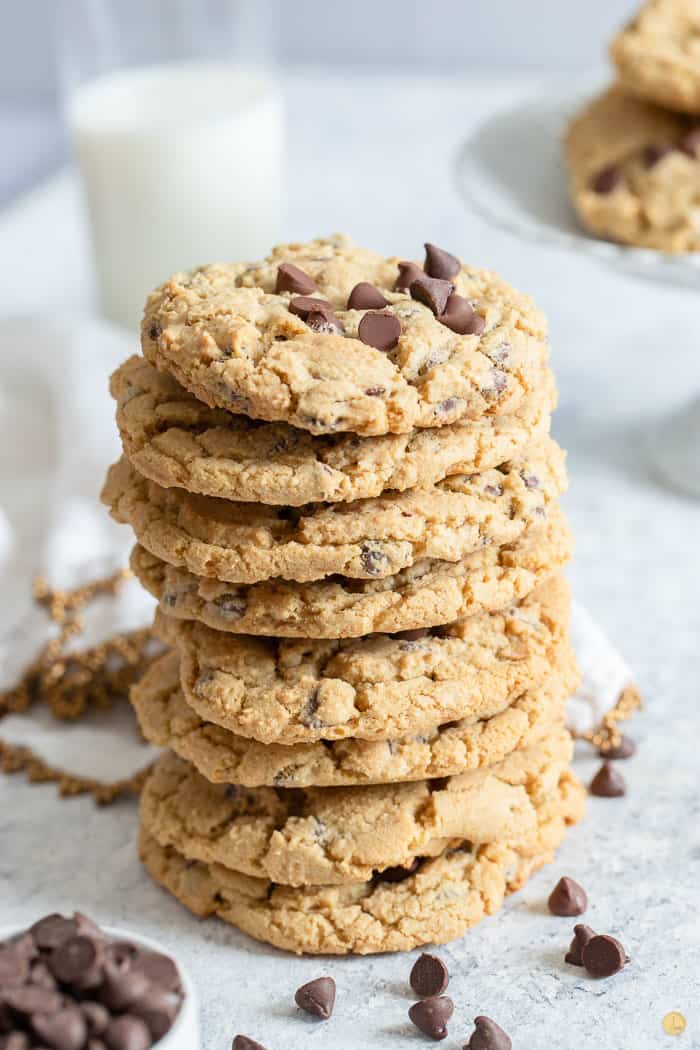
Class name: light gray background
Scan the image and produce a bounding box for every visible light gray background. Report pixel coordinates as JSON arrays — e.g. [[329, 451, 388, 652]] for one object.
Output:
[[3, 0, 636, 101], [0, 0, 636, 202]]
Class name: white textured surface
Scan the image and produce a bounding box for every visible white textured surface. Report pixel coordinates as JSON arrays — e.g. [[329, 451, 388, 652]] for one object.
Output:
[[1, 73, 699, 1049]]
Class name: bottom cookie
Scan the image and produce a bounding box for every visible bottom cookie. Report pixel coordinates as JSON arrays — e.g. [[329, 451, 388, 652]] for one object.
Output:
[[139, 771, 585, 955]]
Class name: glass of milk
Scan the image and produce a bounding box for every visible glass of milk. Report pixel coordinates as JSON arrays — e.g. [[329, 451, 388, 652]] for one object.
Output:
[[55, 0, 285, 331]]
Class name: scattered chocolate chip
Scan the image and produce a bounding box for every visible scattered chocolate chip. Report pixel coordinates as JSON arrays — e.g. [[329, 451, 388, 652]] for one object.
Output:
[[32, 1007, 87, 1050], [358, 311, 401, 352], [148, 323, 161, 341], [642, 143, 674, 168], [347, 282, 388, 310], [410, 954, 449, 998], [565, 923, 596, 966], [30, 914, 79, 951], [377, 857, 421, 883], [581, 934, 629, 978], [465, 1015, 512, 1050], [548, 876, 588, 916], [276, 262, 318, 295], [678, 127, 700, 156], [364, 386, 385, 396], [103, 1015, 151, 1050], [408, 996, 454, 1041], [438, 293, 483, 335], [424, 243, 460, 280], [294, 976, 335, 1020], [591, 164, 623, 194], [212, 593, 247, 620], [410, 275, 453, 316], [233, 1038, 268, 1050], [394, 261, 424, 291], [590, 761, 626, 797], [599, 734, 636, 760]]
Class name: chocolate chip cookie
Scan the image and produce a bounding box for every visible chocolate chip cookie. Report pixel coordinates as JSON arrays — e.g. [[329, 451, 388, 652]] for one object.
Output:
[[611, 0, 700, 115], [152, 576, 569, 745], [130, 648, 578, 787], [138, 770, 585, 954], [141, 235, 549, 437], [102, 437, 565, 584], [111, 355, 556, 506], [565, 84, 700, 252], [140, 728, 573, 886]]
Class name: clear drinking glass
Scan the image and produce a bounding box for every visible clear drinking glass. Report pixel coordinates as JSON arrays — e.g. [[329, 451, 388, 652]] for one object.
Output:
[[55, 0, 285, 331]]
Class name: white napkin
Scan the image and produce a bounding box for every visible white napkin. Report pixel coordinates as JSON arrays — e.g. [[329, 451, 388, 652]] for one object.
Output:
[[0, 317, 635, 781]]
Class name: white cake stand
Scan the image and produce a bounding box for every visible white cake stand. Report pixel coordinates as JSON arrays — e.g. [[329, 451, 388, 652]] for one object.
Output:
[[455, 93, 700, 498]]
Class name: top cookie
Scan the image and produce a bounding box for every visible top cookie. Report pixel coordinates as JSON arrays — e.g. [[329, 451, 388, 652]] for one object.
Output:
[[141, 235, 549, 437], [611, 0, 700, 115]]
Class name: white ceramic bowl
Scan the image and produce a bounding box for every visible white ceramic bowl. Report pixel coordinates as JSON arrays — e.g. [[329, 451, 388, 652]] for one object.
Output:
[[0, 923, 200, 1050]]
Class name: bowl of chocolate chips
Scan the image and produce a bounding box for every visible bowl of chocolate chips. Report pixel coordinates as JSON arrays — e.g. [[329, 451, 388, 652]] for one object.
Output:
[[0, 912, 199, 1050]]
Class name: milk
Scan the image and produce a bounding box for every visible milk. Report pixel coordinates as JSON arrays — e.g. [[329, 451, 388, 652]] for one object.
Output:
[[68, 63, 285, 330]]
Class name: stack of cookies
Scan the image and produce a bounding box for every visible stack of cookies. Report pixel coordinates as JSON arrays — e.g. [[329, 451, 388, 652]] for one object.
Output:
[[102, 235, 585, 955], [566, 0, 700, 252]]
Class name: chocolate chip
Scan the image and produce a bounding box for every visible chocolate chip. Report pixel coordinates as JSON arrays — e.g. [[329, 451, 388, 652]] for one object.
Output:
[[31, 1008, 87, 1050], [137, 950, 181, 992], [394, 261, 424, 291], [233, 1038, 268, 1050], [394, 628, 430, 642], [599, 734, 636, 760], [377, 857, 421, 883], [276, 262, 318, 295], [590, 761, 626, 797], [289, 296, 336, 324], [410, 275, 453, 316], [3, 986, 63, 1016], [100, 968, 149, 1012], [410, 954, 449, 998], [294, 976, 335, 1020], [82, 1002, 110, 1036], [103, 1015, 151, 1050], [358, 312, 401, 352], [347, 282, 388, 310], [439, 293, 483, 335], [212, 593, 247, 620], [130, 989, 181, 1039], [642, 143, 674, 168], [0, 945, 30, 986], [581, 934, 629, 978], [360, 542, 389, 575], [307, 311, 344, 334], [408, 996, 454, 1041], [29, 961, 57, 990], [2, 1034, 30, 1050], [591, 165, 623, 194], [678, 127, 700, 156], [49, 935, 100, 985], [465, 1015, 512, 1050], [565, 923, 596, 966], [548, 876, 588, 916], [148, 323, 161, 341], [30, 915, 79, 951], [424, 243, 460, 280]]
